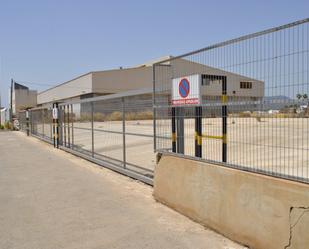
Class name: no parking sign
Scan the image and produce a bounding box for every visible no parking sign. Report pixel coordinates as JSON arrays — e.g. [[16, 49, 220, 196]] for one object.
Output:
[[178, 78, 190, 98], [172, 74, 201, 106]]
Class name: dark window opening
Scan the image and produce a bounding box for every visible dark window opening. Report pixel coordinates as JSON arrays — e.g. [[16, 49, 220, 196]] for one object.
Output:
[[240, 82, 252, 89], [201, 75, 211, 86]]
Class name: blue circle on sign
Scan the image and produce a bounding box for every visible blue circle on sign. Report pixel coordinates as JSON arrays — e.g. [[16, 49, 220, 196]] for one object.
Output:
[[179, 78, 190, 98]]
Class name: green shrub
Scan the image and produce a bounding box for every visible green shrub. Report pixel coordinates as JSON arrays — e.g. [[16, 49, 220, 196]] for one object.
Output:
[[0, 124, 4, 130]]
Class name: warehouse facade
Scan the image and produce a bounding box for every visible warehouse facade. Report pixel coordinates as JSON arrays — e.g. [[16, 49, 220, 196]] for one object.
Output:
[[37, 56, 264, 108], [37, 65, 153, 106]]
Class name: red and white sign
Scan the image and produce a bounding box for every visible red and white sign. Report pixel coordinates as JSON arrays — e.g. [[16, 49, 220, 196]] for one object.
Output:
[[172, 74, 201, 106]]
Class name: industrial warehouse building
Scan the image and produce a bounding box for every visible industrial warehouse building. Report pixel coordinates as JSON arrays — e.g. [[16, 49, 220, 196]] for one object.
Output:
[[37, 57, 163, 106], [10, 82, 37, 118], [37, 56, 264, 109]]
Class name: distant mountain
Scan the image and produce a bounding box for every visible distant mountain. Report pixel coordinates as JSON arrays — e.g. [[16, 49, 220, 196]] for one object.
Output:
[[262, 96, 293, 110], [263, 95, 291, 101]]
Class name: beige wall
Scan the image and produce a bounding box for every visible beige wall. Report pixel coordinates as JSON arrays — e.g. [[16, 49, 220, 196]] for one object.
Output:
[[172, 59, 264, 97], [201, 75, 264, 98], [13, 89, 37, 115], [37, 59, 264, 105], [37, 73, 92, 105], [37, 67, 153, 105], [92, 67, 152, 93], [154, 155, 309, 249]]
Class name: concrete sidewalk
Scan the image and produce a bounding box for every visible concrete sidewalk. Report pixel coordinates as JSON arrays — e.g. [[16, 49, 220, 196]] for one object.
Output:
[[0, 131, 245, 249]]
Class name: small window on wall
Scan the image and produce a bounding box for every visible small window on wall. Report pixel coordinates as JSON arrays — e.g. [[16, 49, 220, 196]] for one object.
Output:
[[201, 75, 210, 86], [240, 82, 252, 89]]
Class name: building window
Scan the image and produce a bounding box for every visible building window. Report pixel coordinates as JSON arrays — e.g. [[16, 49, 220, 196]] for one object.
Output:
[[201, 75, 210, 86], [240, 82, 252, 89]]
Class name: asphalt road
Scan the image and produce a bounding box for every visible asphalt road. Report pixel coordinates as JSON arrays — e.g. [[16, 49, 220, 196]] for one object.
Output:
[[0, 131, 245, 249]]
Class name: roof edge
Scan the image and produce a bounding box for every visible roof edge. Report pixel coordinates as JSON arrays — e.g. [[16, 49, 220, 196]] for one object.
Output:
[[38, 65, 155, 96]]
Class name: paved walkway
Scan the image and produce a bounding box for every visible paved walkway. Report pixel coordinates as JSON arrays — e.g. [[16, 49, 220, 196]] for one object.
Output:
[[0, 131, 244, 249]]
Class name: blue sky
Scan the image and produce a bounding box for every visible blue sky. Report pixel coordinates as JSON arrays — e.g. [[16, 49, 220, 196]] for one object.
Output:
[[0, 0, 308, 106]]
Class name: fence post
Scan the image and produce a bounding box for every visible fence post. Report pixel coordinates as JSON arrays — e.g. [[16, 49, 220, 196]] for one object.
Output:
[[59, 105, 67, 147], [50, 108, 52, 141], [71, 104, 74, 148], [26, 110, 29, 136], [91, 102, 94, 157], [195, 106, 202, 157], [172, 107, 176, 153], [222, 76, 227, 163], [42, 109, 45, 138], [53, 104, 56, 147], [30, 110, 33, 135], [152, 64, 157, 152], [122, 97, 126, 168], [176, 107, 184, 154], [56, 103, 59, 148], [52, 103, 60, 148], [67, 105, 70, 147]]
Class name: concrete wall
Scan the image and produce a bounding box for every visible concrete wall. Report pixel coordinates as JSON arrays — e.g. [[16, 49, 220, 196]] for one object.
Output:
[[13, 89, 37, 115], [153, 155, 309, 249]]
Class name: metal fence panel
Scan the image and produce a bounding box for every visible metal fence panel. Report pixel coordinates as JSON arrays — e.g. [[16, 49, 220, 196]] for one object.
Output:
[[27, 107, 53, 142], [18, 19, 309, 185], [19, 111, 27, 133], [19, 92, 155, 185], [154, 19, 309, 184], [57, 93, 155, 184]]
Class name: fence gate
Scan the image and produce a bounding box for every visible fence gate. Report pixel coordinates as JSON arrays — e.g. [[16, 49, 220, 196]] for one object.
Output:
[[19, 107, 54, 143], [19, 90, 155, 185], [57, 91, 155, 185]]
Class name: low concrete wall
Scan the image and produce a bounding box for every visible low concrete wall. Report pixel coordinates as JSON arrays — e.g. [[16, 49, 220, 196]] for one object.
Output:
[[153, 155, 309, 249]]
